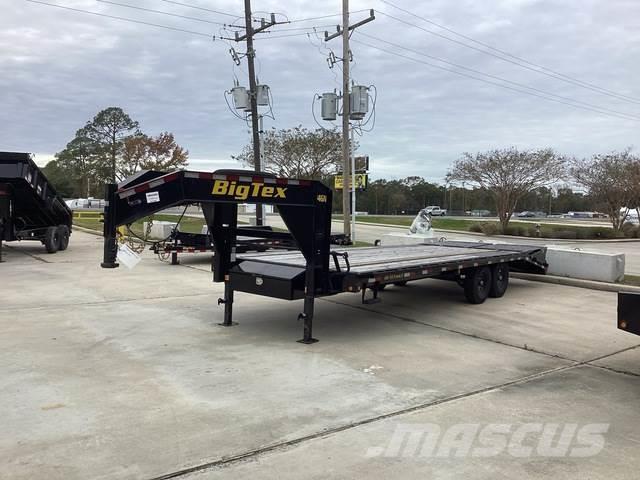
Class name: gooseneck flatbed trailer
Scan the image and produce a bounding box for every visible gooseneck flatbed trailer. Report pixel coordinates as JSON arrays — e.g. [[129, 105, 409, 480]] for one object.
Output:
[[101, 169, 547, 343], [0, 152, 72, 261]]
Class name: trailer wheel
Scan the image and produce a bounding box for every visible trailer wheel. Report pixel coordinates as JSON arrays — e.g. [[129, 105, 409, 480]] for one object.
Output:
[[393, 281, 407, 286], [57, 225, 70, 251], [463, 266, 492, 304], [44, 226, 59, 253], [489, 264, 509, 298]]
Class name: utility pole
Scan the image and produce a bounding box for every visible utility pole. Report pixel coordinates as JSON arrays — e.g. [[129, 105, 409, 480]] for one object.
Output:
[[325, 6, 375, 240], [341, 0, 351, 238], [234, 2, 279, 226], [244, 0, 262, 225]]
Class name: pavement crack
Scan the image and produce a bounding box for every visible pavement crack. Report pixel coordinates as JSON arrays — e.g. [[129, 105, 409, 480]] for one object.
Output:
[[321, 297, 578, 363], [0, 292, 215, 313]]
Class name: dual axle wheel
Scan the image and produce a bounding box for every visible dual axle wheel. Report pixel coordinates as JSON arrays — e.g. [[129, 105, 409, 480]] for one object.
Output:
[[44, 224, 70, 253], [463, 264, 510, 304]]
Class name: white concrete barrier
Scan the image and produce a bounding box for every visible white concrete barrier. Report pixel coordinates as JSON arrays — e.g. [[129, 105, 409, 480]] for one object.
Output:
[[545, 247, 625, 283], [380, 232, 435, 246], [381, 233, 625, 284], [143, 221, 177, 240]]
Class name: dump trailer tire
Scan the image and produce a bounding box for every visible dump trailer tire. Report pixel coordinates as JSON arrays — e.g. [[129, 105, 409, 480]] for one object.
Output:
[[44, 226, 59, 253], [489, 264, 509, 298], [463, 266, 492, 304], [57, 225, 70, 251]]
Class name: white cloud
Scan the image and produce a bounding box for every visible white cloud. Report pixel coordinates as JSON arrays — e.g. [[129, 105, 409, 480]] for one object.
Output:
[[1, 0, 639, 182]]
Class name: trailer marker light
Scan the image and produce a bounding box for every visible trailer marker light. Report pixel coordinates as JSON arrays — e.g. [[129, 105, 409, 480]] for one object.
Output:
[[620, 321, 627, 329]]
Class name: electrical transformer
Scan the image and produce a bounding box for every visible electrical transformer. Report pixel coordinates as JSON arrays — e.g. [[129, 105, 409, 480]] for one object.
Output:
[[231, 86, 249, 110], [256, 85, 270, 106], [321, 92, 338, 121], [349, 85, 369, 120]]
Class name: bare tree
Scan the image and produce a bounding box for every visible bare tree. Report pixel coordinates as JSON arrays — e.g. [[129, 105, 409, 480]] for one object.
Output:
[[572, 149, 638, 230], [448, 147, 566, 230], [233, 126, 353, 180]]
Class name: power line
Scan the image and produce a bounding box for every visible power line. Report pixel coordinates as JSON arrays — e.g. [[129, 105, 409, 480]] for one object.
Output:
[[356, 32, 640, 121], [254, 31, 316, 40], [286, 10, 369, 24], [376, 9, 640, 106], [156, 0, 242, 19], [265, 24, 336, 33], [25, 0, 214, 37], [94, 0, 240, 27], [379, 0, 640, 104], [351, 38, 640, 122]]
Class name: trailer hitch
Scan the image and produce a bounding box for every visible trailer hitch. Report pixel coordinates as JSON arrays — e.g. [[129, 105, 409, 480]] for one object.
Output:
[[330, 251, 350, 273]]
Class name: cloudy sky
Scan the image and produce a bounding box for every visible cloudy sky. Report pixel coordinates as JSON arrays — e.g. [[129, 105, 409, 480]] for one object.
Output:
[[2, 0, 639, 182]]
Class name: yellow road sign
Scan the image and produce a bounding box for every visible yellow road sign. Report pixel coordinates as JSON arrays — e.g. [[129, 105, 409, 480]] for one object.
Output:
[[334, 174, 368, 190]]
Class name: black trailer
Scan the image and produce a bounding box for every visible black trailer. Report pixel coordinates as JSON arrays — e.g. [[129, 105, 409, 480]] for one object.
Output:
[[152, 226, 301, 265], [0, 152, 72, 260], [153, 227, 351, 265], [101, 169, 547, 343]]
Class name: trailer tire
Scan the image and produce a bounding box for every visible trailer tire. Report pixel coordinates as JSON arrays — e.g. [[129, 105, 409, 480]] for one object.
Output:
[[57, 225, 70, 251], [393, 281, 407, 286], [44, 226, 59, 253], [463, 266, 492, 304], [489, 264, 509, 298]]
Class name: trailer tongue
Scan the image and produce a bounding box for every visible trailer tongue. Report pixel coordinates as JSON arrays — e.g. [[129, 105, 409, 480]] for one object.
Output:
[[101, 169, 547, 343]]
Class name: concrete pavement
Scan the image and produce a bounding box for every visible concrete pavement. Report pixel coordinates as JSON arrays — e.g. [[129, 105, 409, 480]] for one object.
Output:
[[1, 231, 639, 479]]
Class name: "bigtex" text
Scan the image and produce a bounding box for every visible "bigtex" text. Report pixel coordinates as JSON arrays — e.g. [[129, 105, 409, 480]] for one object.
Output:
[[211, 180, 287, 200]]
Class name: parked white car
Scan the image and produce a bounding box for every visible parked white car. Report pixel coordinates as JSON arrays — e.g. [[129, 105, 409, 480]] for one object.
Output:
[[424, 206, 447, 216]]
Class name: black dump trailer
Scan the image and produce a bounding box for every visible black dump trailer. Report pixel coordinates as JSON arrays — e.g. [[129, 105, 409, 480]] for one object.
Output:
[[101, 169, 547, 343], [0, 152, 72, 260]]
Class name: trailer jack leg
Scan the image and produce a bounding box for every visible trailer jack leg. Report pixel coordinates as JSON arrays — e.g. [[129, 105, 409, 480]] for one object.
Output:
[[171, 252, 179, 265], [218, 281, 237, 326], [297, 297, 318, 344], [362, 285, 381, 305]]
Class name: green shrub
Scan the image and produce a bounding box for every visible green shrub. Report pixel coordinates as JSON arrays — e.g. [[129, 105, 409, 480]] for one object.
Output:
[[553, 229, 578, 239], [469, 223, 483, 233], [574, 229, 588, 240], [503, 225, 530, 237], [622, 222, 639, 238], [480, 223, 500, 236]]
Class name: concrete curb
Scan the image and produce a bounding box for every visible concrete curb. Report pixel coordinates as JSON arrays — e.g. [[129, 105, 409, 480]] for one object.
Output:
[[73, 225, 103, 236], [512, 272, 640, 293]]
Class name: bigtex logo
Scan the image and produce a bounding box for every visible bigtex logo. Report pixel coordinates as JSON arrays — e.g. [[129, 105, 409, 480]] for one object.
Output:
[[212, 180, 287, 200]]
